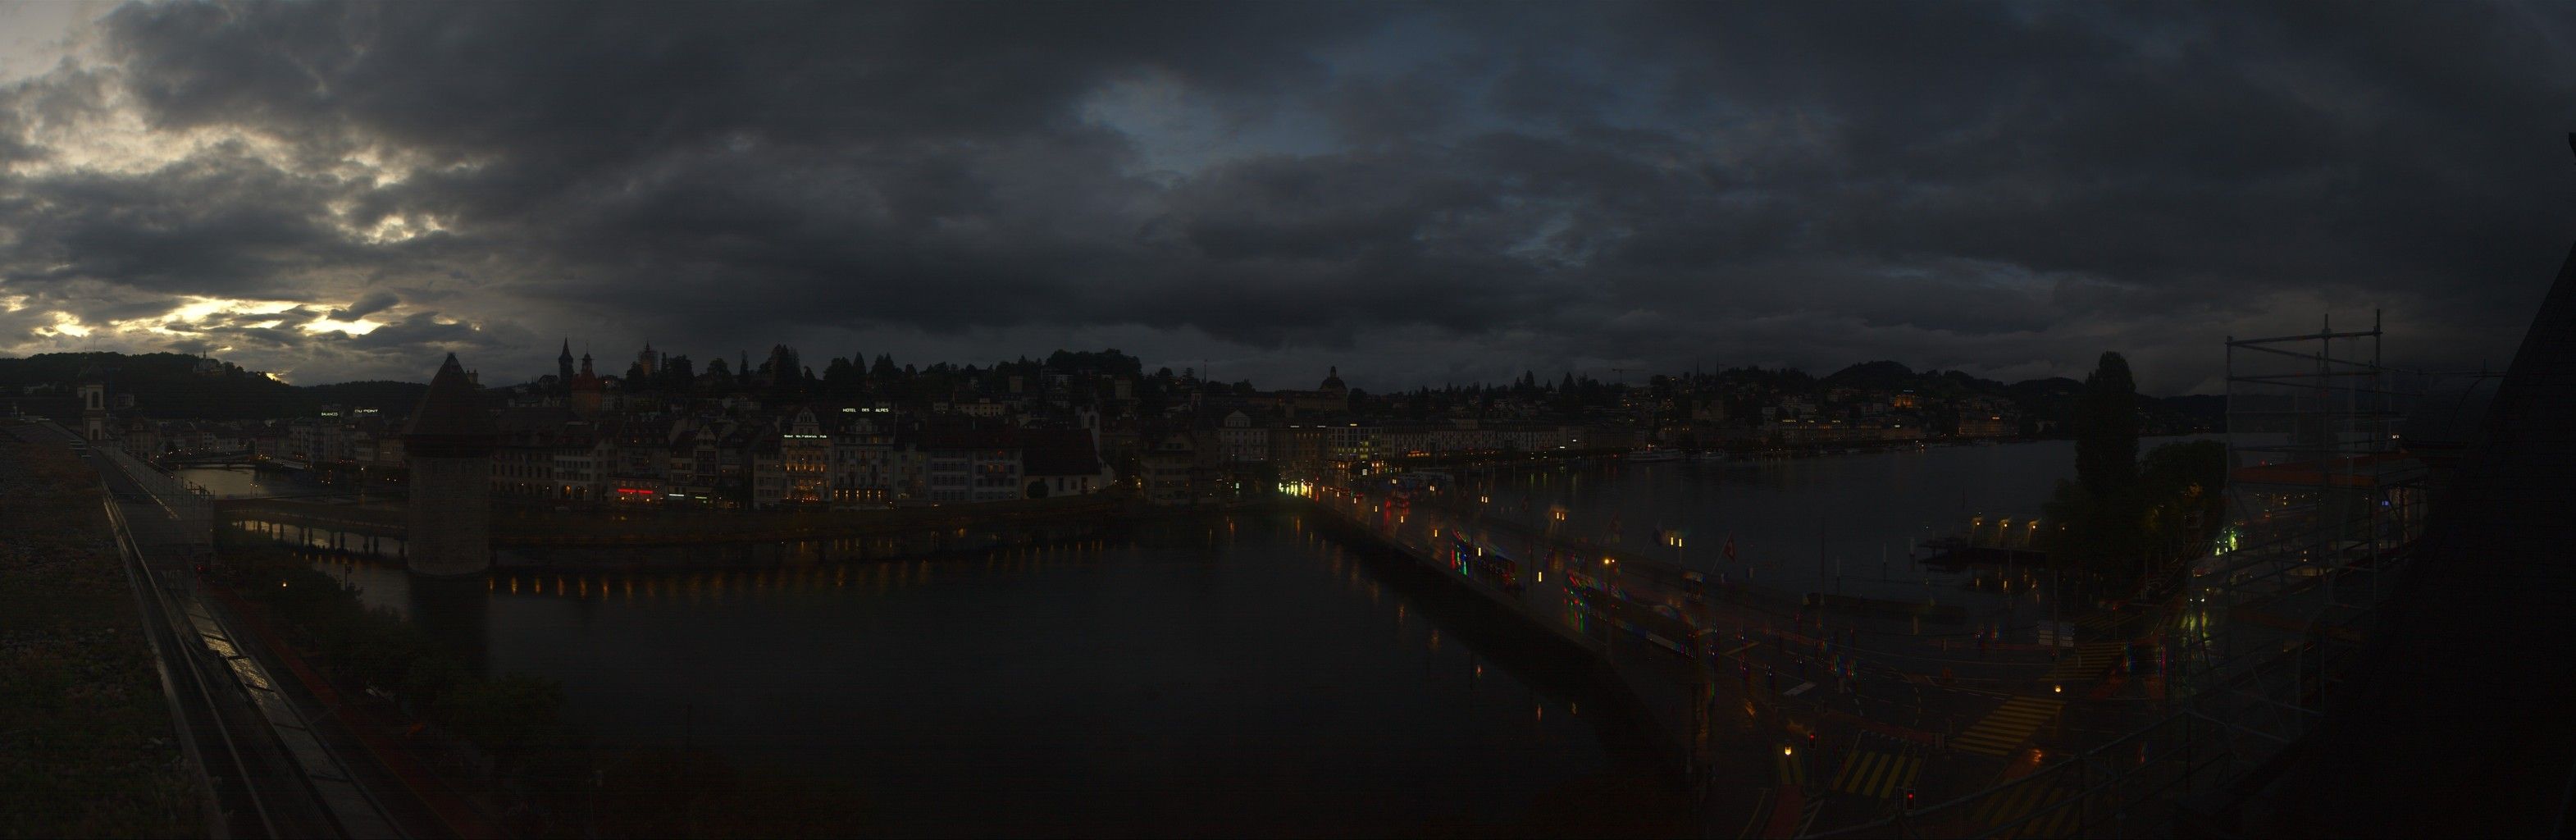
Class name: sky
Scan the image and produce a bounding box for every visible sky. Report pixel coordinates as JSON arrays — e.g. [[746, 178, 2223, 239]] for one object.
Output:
[[2, 2, 2572, 395]]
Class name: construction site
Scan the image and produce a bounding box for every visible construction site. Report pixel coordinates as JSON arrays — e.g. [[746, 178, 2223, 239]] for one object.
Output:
[[1803, 283, 2569, 838]]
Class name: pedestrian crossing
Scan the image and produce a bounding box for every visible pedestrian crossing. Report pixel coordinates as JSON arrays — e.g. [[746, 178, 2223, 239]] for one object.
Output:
[[1830, 736, 1923, 801], [2045, 642, 2127, 682], [1949, 696, 2063, 756], [1966, 774, 2085, 838], [1776, 746, 1808, 788]]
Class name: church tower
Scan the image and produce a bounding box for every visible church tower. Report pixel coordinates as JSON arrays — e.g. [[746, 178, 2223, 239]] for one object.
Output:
[[78, 363, 108, 443], [403, 354, 497, 576], [569, 352, 604, 416], [557, 339, 576, 390]]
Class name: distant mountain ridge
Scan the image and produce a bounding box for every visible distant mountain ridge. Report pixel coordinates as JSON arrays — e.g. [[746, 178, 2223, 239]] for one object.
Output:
[[1816, 359, 2217, 435], [2, 350, 2220, 430]]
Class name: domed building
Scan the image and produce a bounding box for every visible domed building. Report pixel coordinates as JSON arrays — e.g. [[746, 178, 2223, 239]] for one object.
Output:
[[1266, 365, 1352, 417]]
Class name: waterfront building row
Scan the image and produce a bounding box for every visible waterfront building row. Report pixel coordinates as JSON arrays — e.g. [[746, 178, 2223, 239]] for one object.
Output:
[[486, 407, 1112, 509]]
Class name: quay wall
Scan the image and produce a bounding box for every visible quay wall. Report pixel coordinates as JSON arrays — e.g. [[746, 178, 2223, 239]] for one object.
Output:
[[216, 496, 1131, 573]]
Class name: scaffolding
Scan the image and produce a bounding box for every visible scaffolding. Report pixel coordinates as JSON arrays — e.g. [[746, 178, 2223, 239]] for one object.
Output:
[[2171, 313, 2432, 780]]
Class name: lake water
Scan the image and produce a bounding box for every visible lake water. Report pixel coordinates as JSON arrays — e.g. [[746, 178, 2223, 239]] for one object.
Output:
[[1461, 436, 2215, 604], [197, 437, 2202, 835], [303, 517, 1635, 837]]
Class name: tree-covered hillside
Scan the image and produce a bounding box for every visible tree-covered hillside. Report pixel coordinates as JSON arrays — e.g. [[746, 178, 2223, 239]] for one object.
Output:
[[0, 352, 426, 419]]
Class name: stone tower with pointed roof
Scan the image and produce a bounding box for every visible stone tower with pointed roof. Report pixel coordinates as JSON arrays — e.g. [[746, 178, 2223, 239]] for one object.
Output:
[[569, 352, 604, 416], [403, 353, 498, 576]]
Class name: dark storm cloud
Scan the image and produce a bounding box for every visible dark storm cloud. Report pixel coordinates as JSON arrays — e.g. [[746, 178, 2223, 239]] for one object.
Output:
[[331, 290, 398, 320], [1, 1, 2570, 390], [0, 142, 367, 299], [344, 311, 477, 350]]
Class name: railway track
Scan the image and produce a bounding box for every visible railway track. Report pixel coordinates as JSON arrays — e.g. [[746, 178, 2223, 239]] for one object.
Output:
[[10, 418, 415, 838]]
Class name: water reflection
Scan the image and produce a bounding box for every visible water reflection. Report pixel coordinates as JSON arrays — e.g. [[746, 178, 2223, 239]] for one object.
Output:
[[293, 515, 1630, 836]]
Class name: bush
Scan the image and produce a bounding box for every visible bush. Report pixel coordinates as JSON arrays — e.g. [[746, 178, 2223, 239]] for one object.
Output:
[[436, 673, 566, 756], [226, 546, 572, 770]]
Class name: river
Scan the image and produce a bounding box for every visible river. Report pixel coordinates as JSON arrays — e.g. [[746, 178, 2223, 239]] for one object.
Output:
[[178, 464, 310, 499], [178, 436, 2199, 836]]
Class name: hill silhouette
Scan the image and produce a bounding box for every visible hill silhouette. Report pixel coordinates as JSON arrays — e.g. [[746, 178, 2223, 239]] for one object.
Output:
[[0, 352, 427, 420]]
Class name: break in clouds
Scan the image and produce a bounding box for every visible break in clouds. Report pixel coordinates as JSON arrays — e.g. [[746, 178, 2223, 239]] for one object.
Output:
[[2, 1, 2572, 393]]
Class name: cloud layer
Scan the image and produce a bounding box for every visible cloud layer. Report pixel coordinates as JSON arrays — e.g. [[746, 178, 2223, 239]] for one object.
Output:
[[2, 2, 2572, 393]]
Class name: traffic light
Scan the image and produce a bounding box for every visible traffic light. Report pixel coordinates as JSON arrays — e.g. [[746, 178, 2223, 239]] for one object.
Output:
[[1904, 788, 1916, 810]]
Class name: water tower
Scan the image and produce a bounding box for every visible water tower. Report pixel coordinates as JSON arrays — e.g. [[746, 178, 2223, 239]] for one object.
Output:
[[402, 354, 496, 576]]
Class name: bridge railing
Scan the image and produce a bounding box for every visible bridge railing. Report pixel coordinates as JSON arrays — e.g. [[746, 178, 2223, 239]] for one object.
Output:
[[89, 436, 213, 550]]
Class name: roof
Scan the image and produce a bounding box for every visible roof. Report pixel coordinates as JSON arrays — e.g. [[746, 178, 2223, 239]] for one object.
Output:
[[1020, 428, 1102, 476], [401, 354, 497, 439], [495, 407, 575, 433]]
